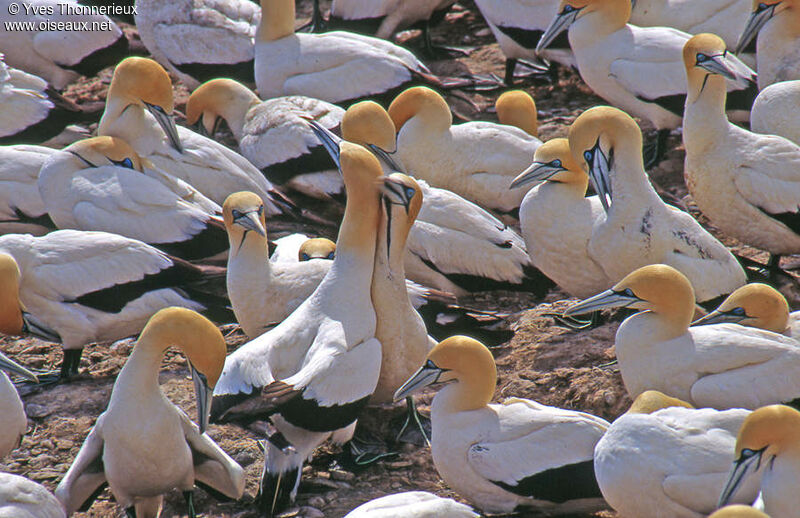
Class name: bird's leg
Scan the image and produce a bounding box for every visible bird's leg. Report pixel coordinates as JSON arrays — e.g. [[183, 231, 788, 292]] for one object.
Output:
[[643, 129, 670, 169], [298, 0, 327, 33], [395, 396, 431, 447], [421, 19, 470, 59], [504, 59, 554, 85], [15, 348, 83, 392], [60, 349, 82, 379], [125, 507, 136, 518], [504, 58, 518, 86], [183, 491, 196, 518]]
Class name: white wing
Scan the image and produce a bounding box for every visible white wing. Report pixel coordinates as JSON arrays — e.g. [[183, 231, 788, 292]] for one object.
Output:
[[178, 411, 245, 499], [0, 145, 53, 219], [54, 415, 107, 515]]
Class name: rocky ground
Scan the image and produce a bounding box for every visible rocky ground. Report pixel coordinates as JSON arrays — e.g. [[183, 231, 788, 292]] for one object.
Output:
[[2, 1, 798, 517]]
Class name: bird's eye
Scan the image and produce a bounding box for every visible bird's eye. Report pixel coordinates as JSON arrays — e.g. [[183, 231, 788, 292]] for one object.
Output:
[[405, 187, 416, 199], [257, 205, 264, 215], [301, 253, 310, 261], [731, 307, 747, 316], [231, 209, 242, 219], [583, 150, 593, 162], [550, 159, 563, 168], [740, 448, 758, 459], [696, 53, 708, 63], [562, 4, 575, 13], [327, 251, 335, 259], [757, 2, 768, 11], [622, 288, 635, 297], [120, 158, 133, 169], [425, 359, 437, 369]]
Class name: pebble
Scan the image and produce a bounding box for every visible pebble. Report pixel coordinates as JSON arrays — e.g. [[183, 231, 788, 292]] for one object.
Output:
[[25, 403, 50, 418], [329, 469, 354, 482], [386, 460, 413, 470], [56, 439, 74, 450], [308, 496, 326, 508], [233, 450, 256, 466], [475, 28, 491, 37]]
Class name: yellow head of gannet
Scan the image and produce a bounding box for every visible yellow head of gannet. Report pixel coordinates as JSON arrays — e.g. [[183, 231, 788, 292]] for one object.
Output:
[[0, 253, 58, 346], [693, 284, 790, 333], [567, 106, 644, 211], [342, 100, 398, 153], [495, 90, 538, 137], [710, 506, 771, 518], [222, 191, 268, 251], [684, 33, 755, 103], [564, 264, 696, 335], [510, 137, 586, 190], [66, 136, 144, 171], [394, 335, 496, 412], [626, 390, 695, 414], [736, 0, 798, 53], [388, 86, 452, 134], [106, 57, 181, 152], [185, 78, 260, 139], [298, 238, 336, 261], [537, 0, 631, 52], [257, 0, 295, 42], [719, 404, 800, 509], [137, 307, 226, 432]]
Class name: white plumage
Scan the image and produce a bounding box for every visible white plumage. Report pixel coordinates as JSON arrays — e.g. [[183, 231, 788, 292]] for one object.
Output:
[[344, 492, 478, 518], [0, 351, 38, 459], [0, 473, 65, 518], [735, 0, 800, 89], [329, 0, 456, 39], [694, 283, 800, 338], [0, 144, 56, 236], [751, 80, 800, 145]]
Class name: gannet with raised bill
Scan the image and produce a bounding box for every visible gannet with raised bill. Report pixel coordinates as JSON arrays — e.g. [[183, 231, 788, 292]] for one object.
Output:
[[682, 34, 800, 266], [0, 472, 66, 518], [567, 106, 746, 304], [537, 0, 758, 165], [210, 142, 383, 516], [310, 97, 552, 296], [735, 0, 800, 88], [0, 231, 231, 380], [56, 307, 245, 517], [394, 335, 610, 515], [38, 136, 229, 262], [565, 264, 800, 408], [511, 137, 612, 298], [0, 345, 38, 458], [185, 78, 345, 199], [0, 144, 56, 236], [719, 404, 800, 518], [693, 283, 800, 337], [594, 390, 761, 518], [97, 57, 293, 215], [751, 80, 800, 145], [344, 491, 479, 518], [222, 191, 330, 338], [0, 0, 130, 89], [0, 55, 101, 144], [134, 0, 261, 89], [710, 506, 771, 518]]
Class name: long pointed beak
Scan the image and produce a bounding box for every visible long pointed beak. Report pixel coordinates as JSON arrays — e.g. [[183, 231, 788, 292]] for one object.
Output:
[[563, 289, 641, 317], [510, 162, 564, 189], [698, 53, 756, 88], [692, 309, 744, 326], [587, 144, 612, 213], [394, 364, 444, 402], [307, 120, 342, 170], [718, 451, 763, 508], [145, 102, 183, 153], [21, 311, 61, 343], [537, 7, 580, 53], [735, 4, 777, 54], [368, 144, 403, 173], [0, 350, 38, 382], [191, 363, 213, 434], [234, 211, 266, 236]]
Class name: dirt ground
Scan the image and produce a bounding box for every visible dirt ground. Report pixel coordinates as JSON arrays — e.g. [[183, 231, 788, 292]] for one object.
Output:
[[2, 1, 798, 517]]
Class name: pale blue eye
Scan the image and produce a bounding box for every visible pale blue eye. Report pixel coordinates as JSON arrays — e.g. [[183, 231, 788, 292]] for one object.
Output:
[[583, 150, 593, 162], [405, 187, 415, 199], [731, 307, 746, 316], [301, 253, 310, 261], [327, 251, 335, 259], [551, 159, 562, 168], [563, 5, 575, 13], [697, 53, 708, 63]]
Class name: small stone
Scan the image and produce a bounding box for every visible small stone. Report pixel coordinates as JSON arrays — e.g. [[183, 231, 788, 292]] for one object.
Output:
[[233, 451, 256, 466], [386, 460, 413, 470], [329, 469, 354, 482], [297, 507, 324, 518], [25, 403, 50, 418], [56, 440, 73, 450], [475, 28, 491, 37], [604, 391, 617, 406], [308, 496, 326, 508]]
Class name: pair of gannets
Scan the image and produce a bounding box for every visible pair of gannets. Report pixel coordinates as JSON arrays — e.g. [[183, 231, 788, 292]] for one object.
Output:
[[210, 143, 384, 515], [682, 34, 800, 265], [560, 106, 745, 303], [0, 56, 100, 144], [97, 57, 293, 216], [0, 144, 56, 236], [186, 78, 345, 200], [750, 80, 800, 145], [696, 283, 800, 337], [0, 472, 65, 518], [0, 0, 129, 89], [344, 491, 478, 518], [56, 307, 245, 517], [38, 136, 231, 262], [0, 350, 37, 458], [395, 336, 610, 514], [594, 390, 760, 518], [389, 86, 542, 213], [537, 0, 757, 164], [736, 0, 800, 88], [0, 230, 231, 380], [719, 404, 800, 518], [566, 264, 800, 409], [134, 0, 260, 89]]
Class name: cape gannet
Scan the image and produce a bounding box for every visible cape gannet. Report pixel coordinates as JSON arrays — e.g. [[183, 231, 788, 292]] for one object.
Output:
[[344, 491, 478, 518], [751, 80, 800, 145], [394, 336, 610, 515], [693, 283, 800, 337], [270, 234, 336, 263], [55, 307, 245, 517], [565, 264, 800, 408], [0, 346, 38, 458], [567, 106, 746, 304], [735, 0, 800, 88], [0, 472, 66, 518], [710, 507, 771, 518], [0, 144, 56, 236], [210, 143, 383, 516]]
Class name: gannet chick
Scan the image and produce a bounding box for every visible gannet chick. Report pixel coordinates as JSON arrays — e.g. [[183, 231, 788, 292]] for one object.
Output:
[[682, 34, 800, 267], [97, 57, 293, 215], [693, 283, 800, 337], [211, 143, 383, 516], [0, 144, 56, 236], [344, 491, 478, 518], [719, 404, 800, 517], [56, 307, 245, 517], [537, 0, 758, 166], [567, 106, 746, 304], [0, 231, 232, 380], [594, 390, 761, 518], [0, 0, 130, 89], [473, 0, 576, 85], [222, 191, 330, 338], [0, 473, 66, 518], [511, 137, 612, 298], [0, 348, 38, 458], [389, 86, 542, 213], [134, 0, 261, 89], [710, 506, 771, 518], [38, 136, 229, 262], [394, 336, 610, 515], [751, 80, 800, 145], [735, 0, 800, 88], [565, 264, 800, 408], [185, 78, 345, 199]]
